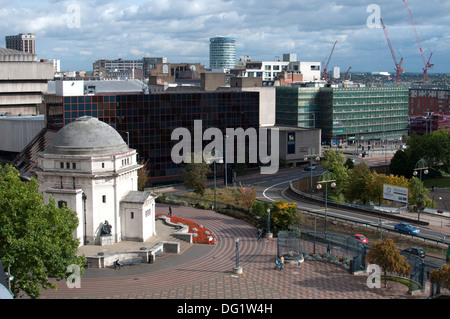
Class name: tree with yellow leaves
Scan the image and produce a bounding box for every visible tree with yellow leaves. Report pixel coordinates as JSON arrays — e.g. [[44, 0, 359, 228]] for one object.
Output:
[[366, 239, 411, 288], [268, 200, 298, 234]]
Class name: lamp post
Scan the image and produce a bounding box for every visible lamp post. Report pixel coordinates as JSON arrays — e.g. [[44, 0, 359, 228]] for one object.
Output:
[[316, 170, 336, 235], [266, 208, 273, 238], [413, 159, 428, 222], [82, 192, 87, 246], [233, 237, 243, 274], [206, 151, 223, 209], [304, 147, 321, 199]]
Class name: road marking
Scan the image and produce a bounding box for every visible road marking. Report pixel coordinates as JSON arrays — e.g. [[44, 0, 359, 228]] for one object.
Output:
[[263, 180, 291, 202]]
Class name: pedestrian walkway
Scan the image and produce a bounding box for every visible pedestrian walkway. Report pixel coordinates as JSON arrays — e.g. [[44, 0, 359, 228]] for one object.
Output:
[[38, 204, 431, 299]]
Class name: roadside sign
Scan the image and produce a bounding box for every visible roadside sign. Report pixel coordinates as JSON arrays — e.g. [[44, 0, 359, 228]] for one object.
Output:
[[383, 184, 408, 204]]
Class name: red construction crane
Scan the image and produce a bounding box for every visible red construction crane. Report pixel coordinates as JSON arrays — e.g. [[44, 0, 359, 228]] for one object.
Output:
[[321, 40, 337, 82], [403, 0, 433, 84], [344, 66, 351, 81], [380, 18, 404, 84]]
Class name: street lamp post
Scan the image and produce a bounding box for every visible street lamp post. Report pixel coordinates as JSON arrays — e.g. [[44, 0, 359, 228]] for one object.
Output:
[[316, 170, 336, 235], [304, 147, 321, 199], [233, 237, 243, 274], [266, 208, 273, 238], [413, 159, 429, 222], [206, 151, 224, 209]]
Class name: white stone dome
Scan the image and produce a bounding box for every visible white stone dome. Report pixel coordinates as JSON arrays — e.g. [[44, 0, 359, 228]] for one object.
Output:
[[45, 116, 129, 156]]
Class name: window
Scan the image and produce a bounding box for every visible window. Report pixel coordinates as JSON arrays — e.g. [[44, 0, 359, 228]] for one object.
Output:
[[58, 201, 67, 208], [102, 163, 105, 168], [60, 162, 64, 169], [66, 163, 70, 169], [102, 195, 106, 203], [72, 163, 76, 169], [130, 212, 134, 219]]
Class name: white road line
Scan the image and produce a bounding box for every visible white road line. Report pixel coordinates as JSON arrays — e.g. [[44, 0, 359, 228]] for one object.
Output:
[[262, 180, 291, 202]]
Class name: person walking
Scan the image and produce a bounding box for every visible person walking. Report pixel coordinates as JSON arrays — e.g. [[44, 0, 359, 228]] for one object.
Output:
[[280, 256, 284, 271], [168, 206, 172, 217], [257, 229, 263, 241]]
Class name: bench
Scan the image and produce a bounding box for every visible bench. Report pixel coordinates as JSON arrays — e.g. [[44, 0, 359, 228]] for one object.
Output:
[[114, 257, 141, 269]]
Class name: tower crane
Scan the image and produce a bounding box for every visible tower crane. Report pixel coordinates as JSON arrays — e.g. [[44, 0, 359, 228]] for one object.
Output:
[[403, 0, 433, 84], [380, 18, 404, 84], [321, 40, 337, 82], [343, 66, 351, 81]]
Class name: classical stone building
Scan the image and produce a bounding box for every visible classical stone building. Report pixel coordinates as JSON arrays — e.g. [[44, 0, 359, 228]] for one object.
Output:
[[35, 116, 157, 246]]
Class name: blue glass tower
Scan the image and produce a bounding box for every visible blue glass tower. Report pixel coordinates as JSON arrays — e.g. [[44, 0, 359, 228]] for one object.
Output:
[[209, 37, 236, 70]]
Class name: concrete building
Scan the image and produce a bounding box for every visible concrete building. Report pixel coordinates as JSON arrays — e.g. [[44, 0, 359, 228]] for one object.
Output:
[[5, 33, 35, 54], [209, 37, 236, 71], [0, 47, 54, 116], [277, 126, 321, 167], [35, 116, 157, 246], [0, 115, 45, 155]]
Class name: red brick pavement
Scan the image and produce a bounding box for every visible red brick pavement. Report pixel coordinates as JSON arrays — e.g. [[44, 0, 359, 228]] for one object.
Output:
[[38, 205, 429, 300]]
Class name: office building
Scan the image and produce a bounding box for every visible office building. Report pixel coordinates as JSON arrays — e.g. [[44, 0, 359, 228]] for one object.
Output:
[[209, 37, 236, 71], [5, 33, 35, 54], [276, 86, 409, 146], [15, 91, 260, 185]]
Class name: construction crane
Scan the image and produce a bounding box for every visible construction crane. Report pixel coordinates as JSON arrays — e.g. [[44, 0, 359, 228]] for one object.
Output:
[[343, 66, 352, 81], [321, 40, 337, 82], [403, 0, 433, 84], [380, 18, 404, 84]]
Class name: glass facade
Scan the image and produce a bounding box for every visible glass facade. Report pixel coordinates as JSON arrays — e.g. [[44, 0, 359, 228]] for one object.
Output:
[[209, 37, 236, 70], [276, 86, 409, 144], [59, 92, 259, 183]]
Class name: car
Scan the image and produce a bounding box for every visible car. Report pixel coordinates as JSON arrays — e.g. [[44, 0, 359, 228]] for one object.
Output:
[[394, 223, 420, 235], [402, 247, 426, 258], [304, 163, 316, 171], [353, 234, 369, 244]]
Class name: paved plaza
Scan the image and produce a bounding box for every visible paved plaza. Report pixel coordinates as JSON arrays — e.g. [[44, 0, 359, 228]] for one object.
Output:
[[38, 204, 432, 300]]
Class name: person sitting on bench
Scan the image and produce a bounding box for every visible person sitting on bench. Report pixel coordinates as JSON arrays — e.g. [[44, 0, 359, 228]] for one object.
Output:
[[114, 259, 122, 269]]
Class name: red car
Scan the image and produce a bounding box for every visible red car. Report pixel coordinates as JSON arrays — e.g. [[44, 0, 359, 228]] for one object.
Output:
[[353, 234, 369, 244]]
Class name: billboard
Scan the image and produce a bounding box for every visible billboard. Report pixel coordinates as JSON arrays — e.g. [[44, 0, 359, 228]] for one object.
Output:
[[383, 184, 408, 204]]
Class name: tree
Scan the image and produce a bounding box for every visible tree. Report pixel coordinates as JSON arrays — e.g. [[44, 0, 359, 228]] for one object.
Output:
[[182, 153, 211, 197], [239, 183, 257, 210], [408, 176, 433, 209], [321, 149, 349, 194], [430, 262, 450, 292], [366, 173, 409, 206], [137, 159, 150, 191], [268, 200, 298, 234], [0, 164, 86, 298], [343, 162, 373, 204], [365, 239, 411, 288]]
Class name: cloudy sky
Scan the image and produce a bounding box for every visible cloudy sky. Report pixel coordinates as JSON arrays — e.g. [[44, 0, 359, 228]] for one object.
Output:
[[0, 0, 448, 73]]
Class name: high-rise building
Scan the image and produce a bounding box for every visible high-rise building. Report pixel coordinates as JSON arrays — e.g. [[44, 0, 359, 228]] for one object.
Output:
[[209, 37, 236, 71], [5, 33, 35, 54]]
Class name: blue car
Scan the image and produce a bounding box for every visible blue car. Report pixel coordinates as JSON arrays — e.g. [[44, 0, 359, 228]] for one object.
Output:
[[394, 223, 420, 235]]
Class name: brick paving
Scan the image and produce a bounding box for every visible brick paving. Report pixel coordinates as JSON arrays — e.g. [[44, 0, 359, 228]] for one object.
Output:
[[38, 204, 430, 300]]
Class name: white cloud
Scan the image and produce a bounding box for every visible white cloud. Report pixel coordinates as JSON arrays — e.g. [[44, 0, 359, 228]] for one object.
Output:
[[0, 0, 447, 72]]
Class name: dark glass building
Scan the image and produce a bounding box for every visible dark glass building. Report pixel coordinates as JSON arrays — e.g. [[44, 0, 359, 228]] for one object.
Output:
[[46, 92, 260, 185]]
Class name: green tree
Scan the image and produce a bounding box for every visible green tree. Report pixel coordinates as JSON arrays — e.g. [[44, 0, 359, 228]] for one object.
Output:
[[182, 153, 211, 196], [366, 173, 409, 206], [343, 162, 373, 204], [408, 176, 433, 209], [366, 239, 411, 288], [0, 164, 86, 298], [321, 149, 349, 194]]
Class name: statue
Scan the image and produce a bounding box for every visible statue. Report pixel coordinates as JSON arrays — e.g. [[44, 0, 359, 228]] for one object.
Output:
[[101, 220, 112, 236]]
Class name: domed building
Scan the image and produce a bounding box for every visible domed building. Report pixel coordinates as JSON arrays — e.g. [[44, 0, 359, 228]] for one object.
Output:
[[35, 116, 157, 246]]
